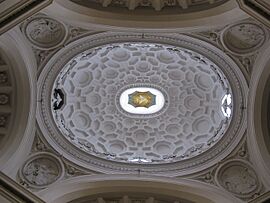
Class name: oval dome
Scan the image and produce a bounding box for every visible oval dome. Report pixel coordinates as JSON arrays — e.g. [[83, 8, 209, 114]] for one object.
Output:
[[37, 33, 246, 175], [51, 42, 232, 163]]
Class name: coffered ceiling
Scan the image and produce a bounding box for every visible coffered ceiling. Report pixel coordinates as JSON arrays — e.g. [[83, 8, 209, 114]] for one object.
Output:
[[0, 1, 270, 203]]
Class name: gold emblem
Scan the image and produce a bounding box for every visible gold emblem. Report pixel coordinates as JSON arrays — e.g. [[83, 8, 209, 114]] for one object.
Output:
[[128, 91, 156, 108]]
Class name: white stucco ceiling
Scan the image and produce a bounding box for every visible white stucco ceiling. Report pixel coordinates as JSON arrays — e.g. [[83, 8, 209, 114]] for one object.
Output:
[[36, 33, 247, 175], [51, 42, 232, 164]]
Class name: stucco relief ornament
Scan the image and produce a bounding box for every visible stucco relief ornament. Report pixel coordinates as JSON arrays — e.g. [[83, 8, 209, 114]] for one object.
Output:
[[0, 71, 8, 84], [20, 153, 64, 188], [0, 94, 9, 105], [23, 15, 67, 49], [0, 114, 8, 127], [216, 160, 261, 198], [222, 22, 267, 54]]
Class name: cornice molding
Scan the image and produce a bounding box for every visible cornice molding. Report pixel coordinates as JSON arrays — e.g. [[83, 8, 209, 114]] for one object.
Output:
[[0, 0, 53, 35], [0, 172, 45, 203], [248, 191, 270, 203], [236, 0, 270, 28]]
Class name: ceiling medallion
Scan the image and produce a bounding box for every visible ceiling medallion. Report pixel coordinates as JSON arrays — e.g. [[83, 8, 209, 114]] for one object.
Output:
[[119, 86, 166, 116], [128, 91, 156, 108], [221, 22, 266, 54], [22, 14, 67, 50], [37, 33, 247, 175]]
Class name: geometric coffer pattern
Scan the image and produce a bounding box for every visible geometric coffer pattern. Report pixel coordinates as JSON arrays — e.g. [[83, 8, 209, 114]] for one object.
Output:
[[52, 43, 232, 164]]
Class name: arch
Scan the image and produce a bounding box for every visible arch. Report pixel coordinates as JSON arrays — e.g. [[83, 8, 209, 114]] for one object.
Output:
[[0, 27, 37, 178], [37, 175, 243, 203], [248, 40, 270, 187], [42, 0, 247, 32]]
